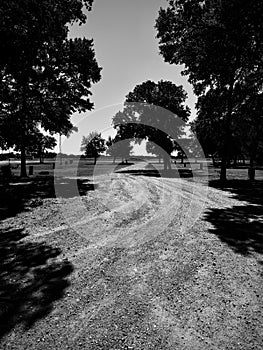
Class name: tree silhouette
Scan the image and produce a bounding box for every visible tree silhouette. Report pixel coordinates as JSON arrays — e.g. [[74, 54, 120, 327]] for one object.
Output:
[[0, 0, 101, 177], [81, 132, 106, 165], [106, 136, 133, 164], [156, 0, 263, 181], [112, 80, 190, 170]]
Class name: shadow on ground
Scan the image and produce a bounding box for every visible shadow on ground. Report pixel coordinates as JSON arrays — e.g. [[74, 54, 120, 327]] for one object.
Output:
[[0, 176, 97, 220], [115, 168, 194, 178], [0, 226, 73, 338], [205, 180, 263, 257]]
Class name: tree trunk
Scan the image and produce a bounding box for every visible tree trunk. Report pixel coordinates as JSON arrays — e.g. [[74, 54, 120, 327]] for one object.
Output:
[[163, 157, 167, 171], [248, 156, 255, 181], [220, 156, 227, 183], [220, 75, 235, 183], [20, 143, 27, 177], [94, 156, 97, 165], [233, 156, 237, 168], [212, 155, 216, 167], [39, 151, 44, 164], [163, 155, 171, 171], [20, 82, 28, 178]]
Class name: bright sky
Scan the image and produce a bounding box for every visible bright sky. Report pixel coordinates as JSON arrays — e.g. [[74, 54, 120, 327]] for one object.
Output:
[[60, 0, 197, 155]]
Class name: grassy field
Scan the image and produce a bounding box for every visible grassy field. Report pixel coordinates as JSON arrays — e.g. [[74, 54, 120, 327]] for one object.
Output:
[[5, 156, 263, 181]]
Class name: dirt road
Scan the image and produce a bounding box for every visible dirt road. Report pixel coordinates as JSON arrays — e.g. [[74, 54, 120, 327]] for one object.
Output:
[[0, 166, 262, 349]]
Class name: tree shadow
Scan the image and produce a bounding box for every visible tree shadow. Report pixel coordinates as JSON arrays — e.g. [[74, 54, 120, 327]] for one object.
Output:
[[115, 168, 193, 178], [0, 226, 73, 338], [113, 162, 135, 171], [204, 180, 263, 257], [0, 176, 97, 220], [209, 179, 263, 206]]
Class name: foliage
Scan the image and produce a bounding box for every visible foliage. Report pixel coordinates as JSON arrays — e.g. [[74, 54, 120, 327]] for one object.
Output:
[[112, 80, 190, 164], [0, 0, 101, 176], [156, 0, 263, 94], [106, 136, 133, 163], [28, 132, 57, 163], [234, 92, 263, 163], [156, 0, 263, 180], [80, 132, 106, 164]]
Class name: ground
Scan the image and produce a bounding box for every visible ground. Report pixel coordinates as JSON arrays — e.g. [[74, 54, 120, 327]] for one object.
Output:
[[0, 159, 262, 349]]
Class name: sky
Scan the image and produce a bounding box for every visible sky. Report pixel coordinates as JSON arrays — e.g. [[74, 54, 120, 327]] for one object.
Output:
[[60, 0, 197, 155]]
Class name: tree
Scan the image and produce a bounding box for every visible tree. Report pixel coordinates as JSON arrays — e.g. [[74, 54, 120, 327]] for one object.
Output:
[[234, 92, 263, 180], [29, 133, 57, 164], [0, 0, 101, 177], [106, 135, 133, 164], [9, 127, 57, 163], [191, 88, 230, 162], [191, 83, 263, 177], [80, 132, 106, 165], [156, 0, 263, 181], [112, 80, 190, 170], [146, 142, 164, 163]]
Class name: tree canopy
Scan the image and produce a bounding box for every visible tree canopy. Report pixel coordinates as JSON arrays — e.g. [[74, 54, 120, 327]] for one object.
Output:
[[156, 0, 263, 180], [106, 136, 133, 164], [112, 80, 190, 169], [0, 0, 101, 176], [26, 132, 57, 164], [81, 132, 106, 164]]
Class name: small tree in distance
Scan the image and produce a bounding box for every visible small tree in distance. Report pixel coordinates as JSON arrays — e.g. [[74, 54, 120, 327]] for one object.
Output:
[[80, 132, 106, 165]]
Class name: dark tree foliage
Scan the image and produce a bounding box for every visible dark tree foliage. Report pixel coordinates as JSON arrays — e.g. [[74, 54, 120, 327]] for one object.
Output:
[[191, 88, 229, 158], [80, 132, 106, 165], [191, 84, 263, 177], [112, 80, 190, 170], [234, 92, 263, 179], [0, 0, 101, 176], [156, 0, 263, 181], [27, 132, 57, 164], [106, 136, 133, 164]]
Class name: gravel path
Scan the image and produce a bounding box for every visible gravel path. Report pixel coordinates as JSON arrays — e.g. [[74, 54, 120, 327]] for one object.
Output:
[[0, 169, 262, 349]]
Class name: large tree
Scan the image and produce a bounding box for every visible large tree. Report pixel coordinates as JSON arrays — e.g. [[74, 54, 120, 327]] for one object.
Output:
[[112, 80, 190, 170], [0, 0, 101, 176], [234, 91, 263, 180], [106, 136, 133, 164], [156, 0, 263, 181], [192, 83, 263, 178]]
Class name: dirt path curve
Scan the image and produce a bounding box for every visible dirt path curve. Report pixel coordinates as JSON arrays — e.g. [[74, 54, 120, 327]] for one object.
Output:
[[0, 169, 262, 349]]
